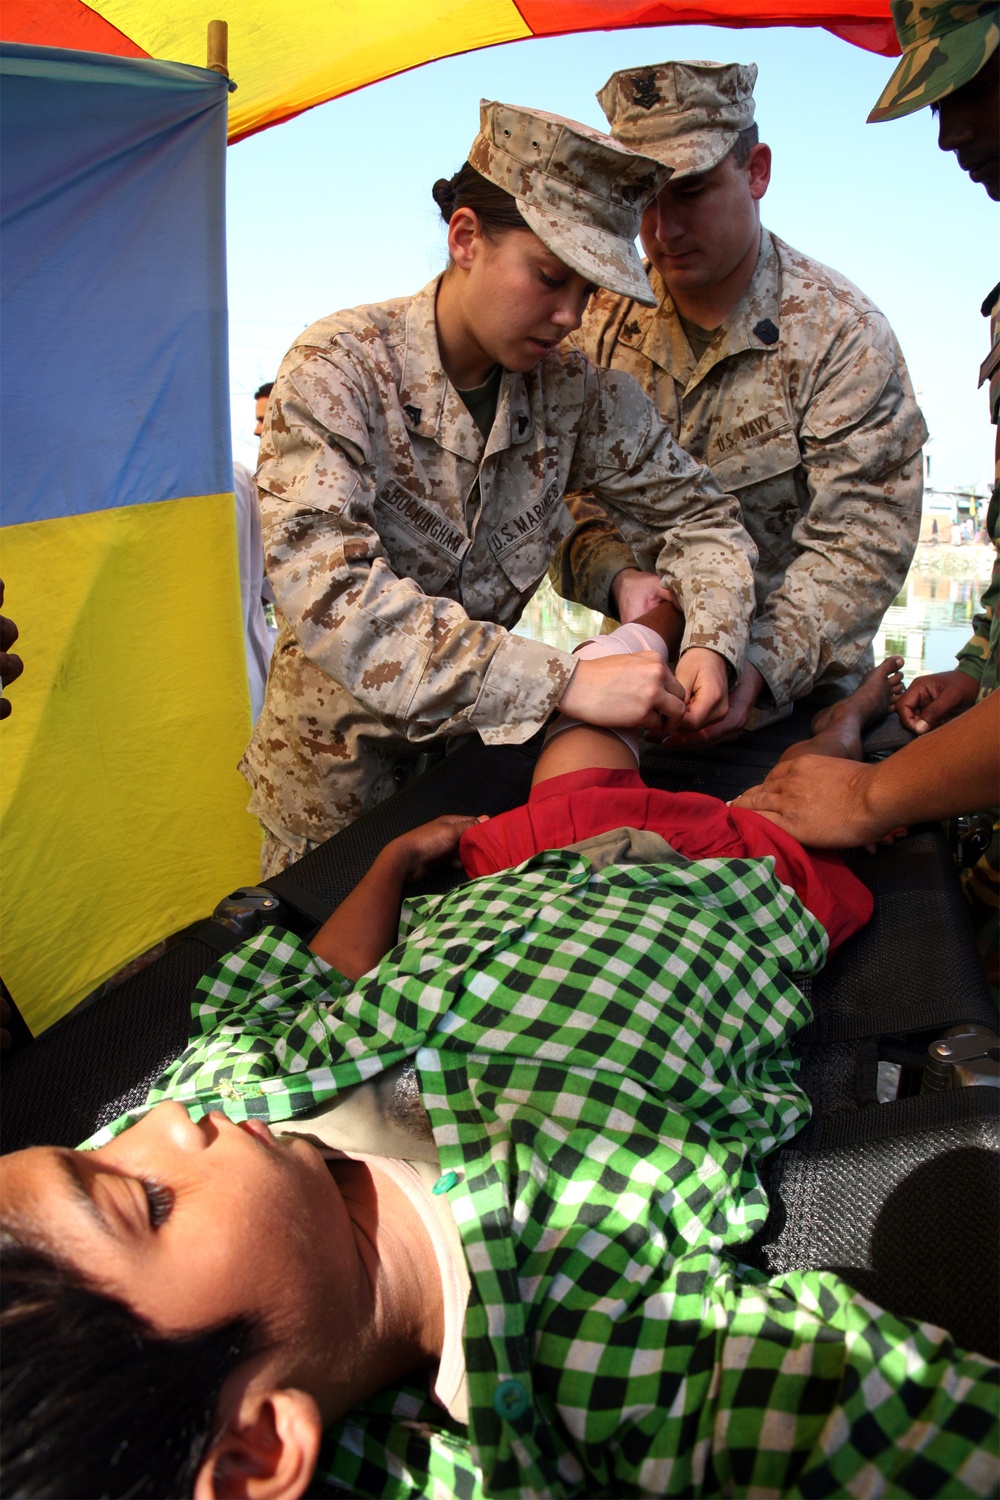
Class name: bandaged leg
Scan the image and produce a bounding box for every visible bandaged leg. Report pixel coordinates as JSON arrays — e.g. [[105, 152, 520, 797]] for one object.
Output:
[[543, 623, 672, 765]]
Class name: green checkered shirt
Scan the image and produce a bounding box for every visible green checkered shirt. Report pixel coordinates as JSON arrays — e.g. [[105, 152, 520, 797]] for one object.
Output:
[[92, 848, 999, 1497]]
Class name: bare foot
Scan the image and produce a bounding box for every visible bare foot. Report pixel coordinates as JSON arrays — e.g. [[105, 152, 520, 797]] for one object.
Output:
[[807, 657, 905, 758]]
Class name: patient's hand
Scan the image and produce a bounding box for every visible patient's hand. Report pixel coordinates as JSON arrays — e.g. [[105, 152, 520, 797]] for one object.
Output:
[[387, 816, 487, 882], [897, 669, 978, 734], [310, 816, 486, 979]]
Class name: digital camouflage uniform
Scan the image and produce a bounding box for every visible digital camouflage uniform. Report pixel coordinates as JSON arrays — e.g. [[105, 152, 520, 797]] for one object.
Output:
[[242, 281, 755, 864], [550, 62, 925, 723], [89, 845, 1000, 1497], [558, 238, 926, 718], [241, 101, 757, 871]]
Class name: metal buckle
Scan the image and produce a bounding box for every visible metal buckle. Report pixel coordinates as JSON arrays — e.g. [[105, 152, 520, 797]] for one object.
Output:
[[922, 1025, 1000, 1091]]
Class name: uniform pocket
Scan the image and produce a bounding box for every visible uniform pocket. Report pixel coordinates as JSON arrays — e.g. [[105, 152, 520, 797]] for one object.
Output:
[[373, 481, 468, 593], [709, 422, 800, 495], [487, 485, 575, 593]]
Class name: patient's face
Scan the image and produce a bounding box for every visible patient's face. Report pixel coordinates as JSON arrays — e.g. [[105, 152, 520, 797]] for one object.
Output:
[[0, 1102, 374, 1397]]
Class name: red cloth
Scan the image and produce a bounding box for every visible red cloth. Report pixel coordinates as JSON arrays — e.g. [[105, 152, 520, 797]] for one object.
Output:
[[460, 768, 872, 954]]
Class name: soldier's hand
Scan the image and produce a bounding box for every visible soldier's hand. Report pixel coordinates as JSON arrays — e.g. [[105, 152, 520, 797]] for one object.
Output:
[[664, 661, 762, 747], [897, 669, 978, 734], [734, 757, 880, 848], [671, 648, 730, 732], [610, 567, 680, 625], [558, 652, 687, 731]]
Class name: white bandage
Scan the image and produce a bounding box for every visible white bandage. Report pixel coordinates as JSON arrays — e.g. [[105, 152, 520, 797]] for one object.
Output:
[[543, 623, 671, 763]]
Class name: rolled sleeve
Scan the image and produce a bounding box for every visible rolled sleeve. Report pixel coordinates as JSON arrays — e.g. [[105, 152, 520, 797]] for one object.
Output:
[[474, 633, 576, 745], [748, 318, 925, 706], [549, 491, 639, 617], [572, 367, 757, 672], [260, 354, 575, 742]]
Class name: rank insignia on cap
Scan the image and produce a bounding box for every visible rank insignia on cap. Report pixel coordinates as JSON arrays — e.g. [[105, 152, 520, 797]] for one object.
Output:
[[754, 319, 779, 345], [630, 71, 660, 110], [403, 404, 422, 426]]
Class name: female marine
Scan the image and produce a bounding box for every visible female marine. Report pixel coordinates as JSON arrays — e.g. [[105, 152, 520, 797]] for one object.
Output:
[[241, 100, 757, 873]]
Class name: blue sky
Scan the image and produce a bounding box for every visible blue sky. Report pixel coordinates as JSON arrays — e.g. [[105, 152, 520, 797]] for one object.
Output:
[[225, 22, 996, 493]]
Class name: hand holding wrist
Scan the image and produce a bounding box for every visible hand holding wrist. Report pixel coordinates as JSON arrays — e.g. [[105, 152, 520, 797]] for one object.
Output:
[[610, 568, 679, 625]]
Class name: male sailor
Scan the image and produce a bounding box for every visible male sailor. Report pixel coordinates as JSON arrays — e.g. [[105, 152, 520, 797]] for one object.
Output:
[[551, 59, 927, 742]]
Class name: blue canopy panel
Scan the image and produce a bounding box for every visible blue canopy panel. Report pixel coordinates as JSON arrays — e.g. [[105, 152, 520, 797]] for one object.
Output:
[[0, 45, 262, 1031], [1, 44, 233, 521]]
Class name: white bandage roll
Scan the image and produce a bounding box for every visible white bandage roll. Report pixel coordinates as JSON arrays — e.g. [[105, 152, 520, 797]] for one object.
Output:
[[544, 622, 672, 763]]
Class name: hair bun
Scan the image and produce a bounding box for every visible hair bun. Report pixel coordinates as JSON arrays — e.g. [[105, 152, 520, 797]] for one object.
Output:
[[432, 175, 457, 222]]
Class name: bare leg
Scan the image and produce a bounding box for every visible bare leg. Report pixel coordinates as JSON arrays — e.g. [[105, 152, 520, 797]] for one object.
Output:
[[778, 657, 906, 766], [532, 600, 685, 787]]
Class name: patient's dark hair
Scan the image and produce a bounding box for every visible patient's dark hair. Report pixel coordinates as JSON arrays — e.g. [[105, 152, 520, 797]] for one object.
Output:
[[432, 162, 528, 238], [1, 1230, 259, 1498]]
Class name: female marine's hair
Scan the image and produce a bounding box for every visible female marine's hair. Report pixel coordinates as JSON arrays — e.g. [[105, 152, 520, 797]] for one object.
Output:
[[431, 162, 528, 238], [1, 1229, 259, 1499]]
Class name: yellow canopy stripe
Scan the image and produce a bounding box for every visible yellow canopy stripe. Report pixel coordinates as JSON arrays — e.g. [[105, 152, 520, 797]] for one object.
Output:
[[86, 0, 531, 139]]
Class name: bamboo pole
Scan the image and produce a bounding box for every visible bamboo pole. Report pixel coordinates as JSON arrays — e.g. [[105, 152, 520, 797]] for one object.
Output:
[[207, 20, 229, 78]]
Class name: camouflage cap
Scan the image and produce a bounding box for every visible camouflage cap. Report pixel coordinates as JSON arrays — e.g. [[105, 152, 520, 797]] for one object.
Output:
[[868, 0, 999, 121], [467, 100, 670, 307], [597, 61, 758, 180]]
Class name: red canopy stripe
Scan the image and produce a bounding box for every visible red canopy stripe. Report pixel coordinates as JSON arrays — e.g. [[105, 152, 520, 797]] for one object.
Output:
[[515, 0, 899, 53], [4, 0, 148, 55]]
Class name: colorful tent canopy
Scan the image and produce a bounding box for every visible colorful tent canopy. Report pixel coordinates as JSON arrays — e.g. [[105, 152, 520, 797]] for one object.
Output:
[[3, 0, 900, 144]]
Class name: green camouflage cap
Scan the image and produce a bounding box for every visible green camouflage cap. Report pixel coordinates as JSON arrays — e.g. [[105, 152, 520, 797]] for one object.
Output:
[[597, 61, 758, 180], [868, 0, 999, 121], [468, 100, 670, 306]]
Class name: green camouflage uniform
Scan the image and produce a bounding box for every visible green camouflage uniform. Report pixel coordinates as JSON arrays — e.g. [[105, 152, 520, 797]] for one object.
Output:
[[868, 0, 999, 122], [554, 235, 926, 718], [870, 7, 999, 994], [956, 284, 999, 701], [956, 284, 1000, 994], [90, 845, 999, 1497]]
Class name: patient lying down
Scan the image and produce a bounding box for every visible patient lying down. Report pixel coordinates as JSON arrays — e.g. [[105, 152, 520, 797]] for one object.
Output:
[[2, 633, 997, 1500]]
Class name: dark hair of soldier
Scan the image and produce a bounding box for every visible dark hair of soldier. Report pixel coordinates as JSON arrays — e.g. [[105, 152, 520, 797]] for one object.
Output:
[[728, 123, 760, 168], [0, 1228, 258, 1498], [432, 163, 528, 236]]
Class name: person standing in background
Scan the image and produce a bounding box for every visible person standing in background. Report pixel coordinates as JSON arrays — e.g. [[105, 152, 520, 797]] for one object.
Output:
[[551, 60, 927, 744], [235, 385, 277, 724], [737, 2, 999, 994], [253, 380, 273, 439]]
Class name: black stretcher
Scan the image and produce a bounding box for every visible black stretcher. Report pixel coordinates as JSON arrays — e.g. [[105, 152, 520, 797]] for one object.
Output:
[[2, 706, 997, 1366]]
